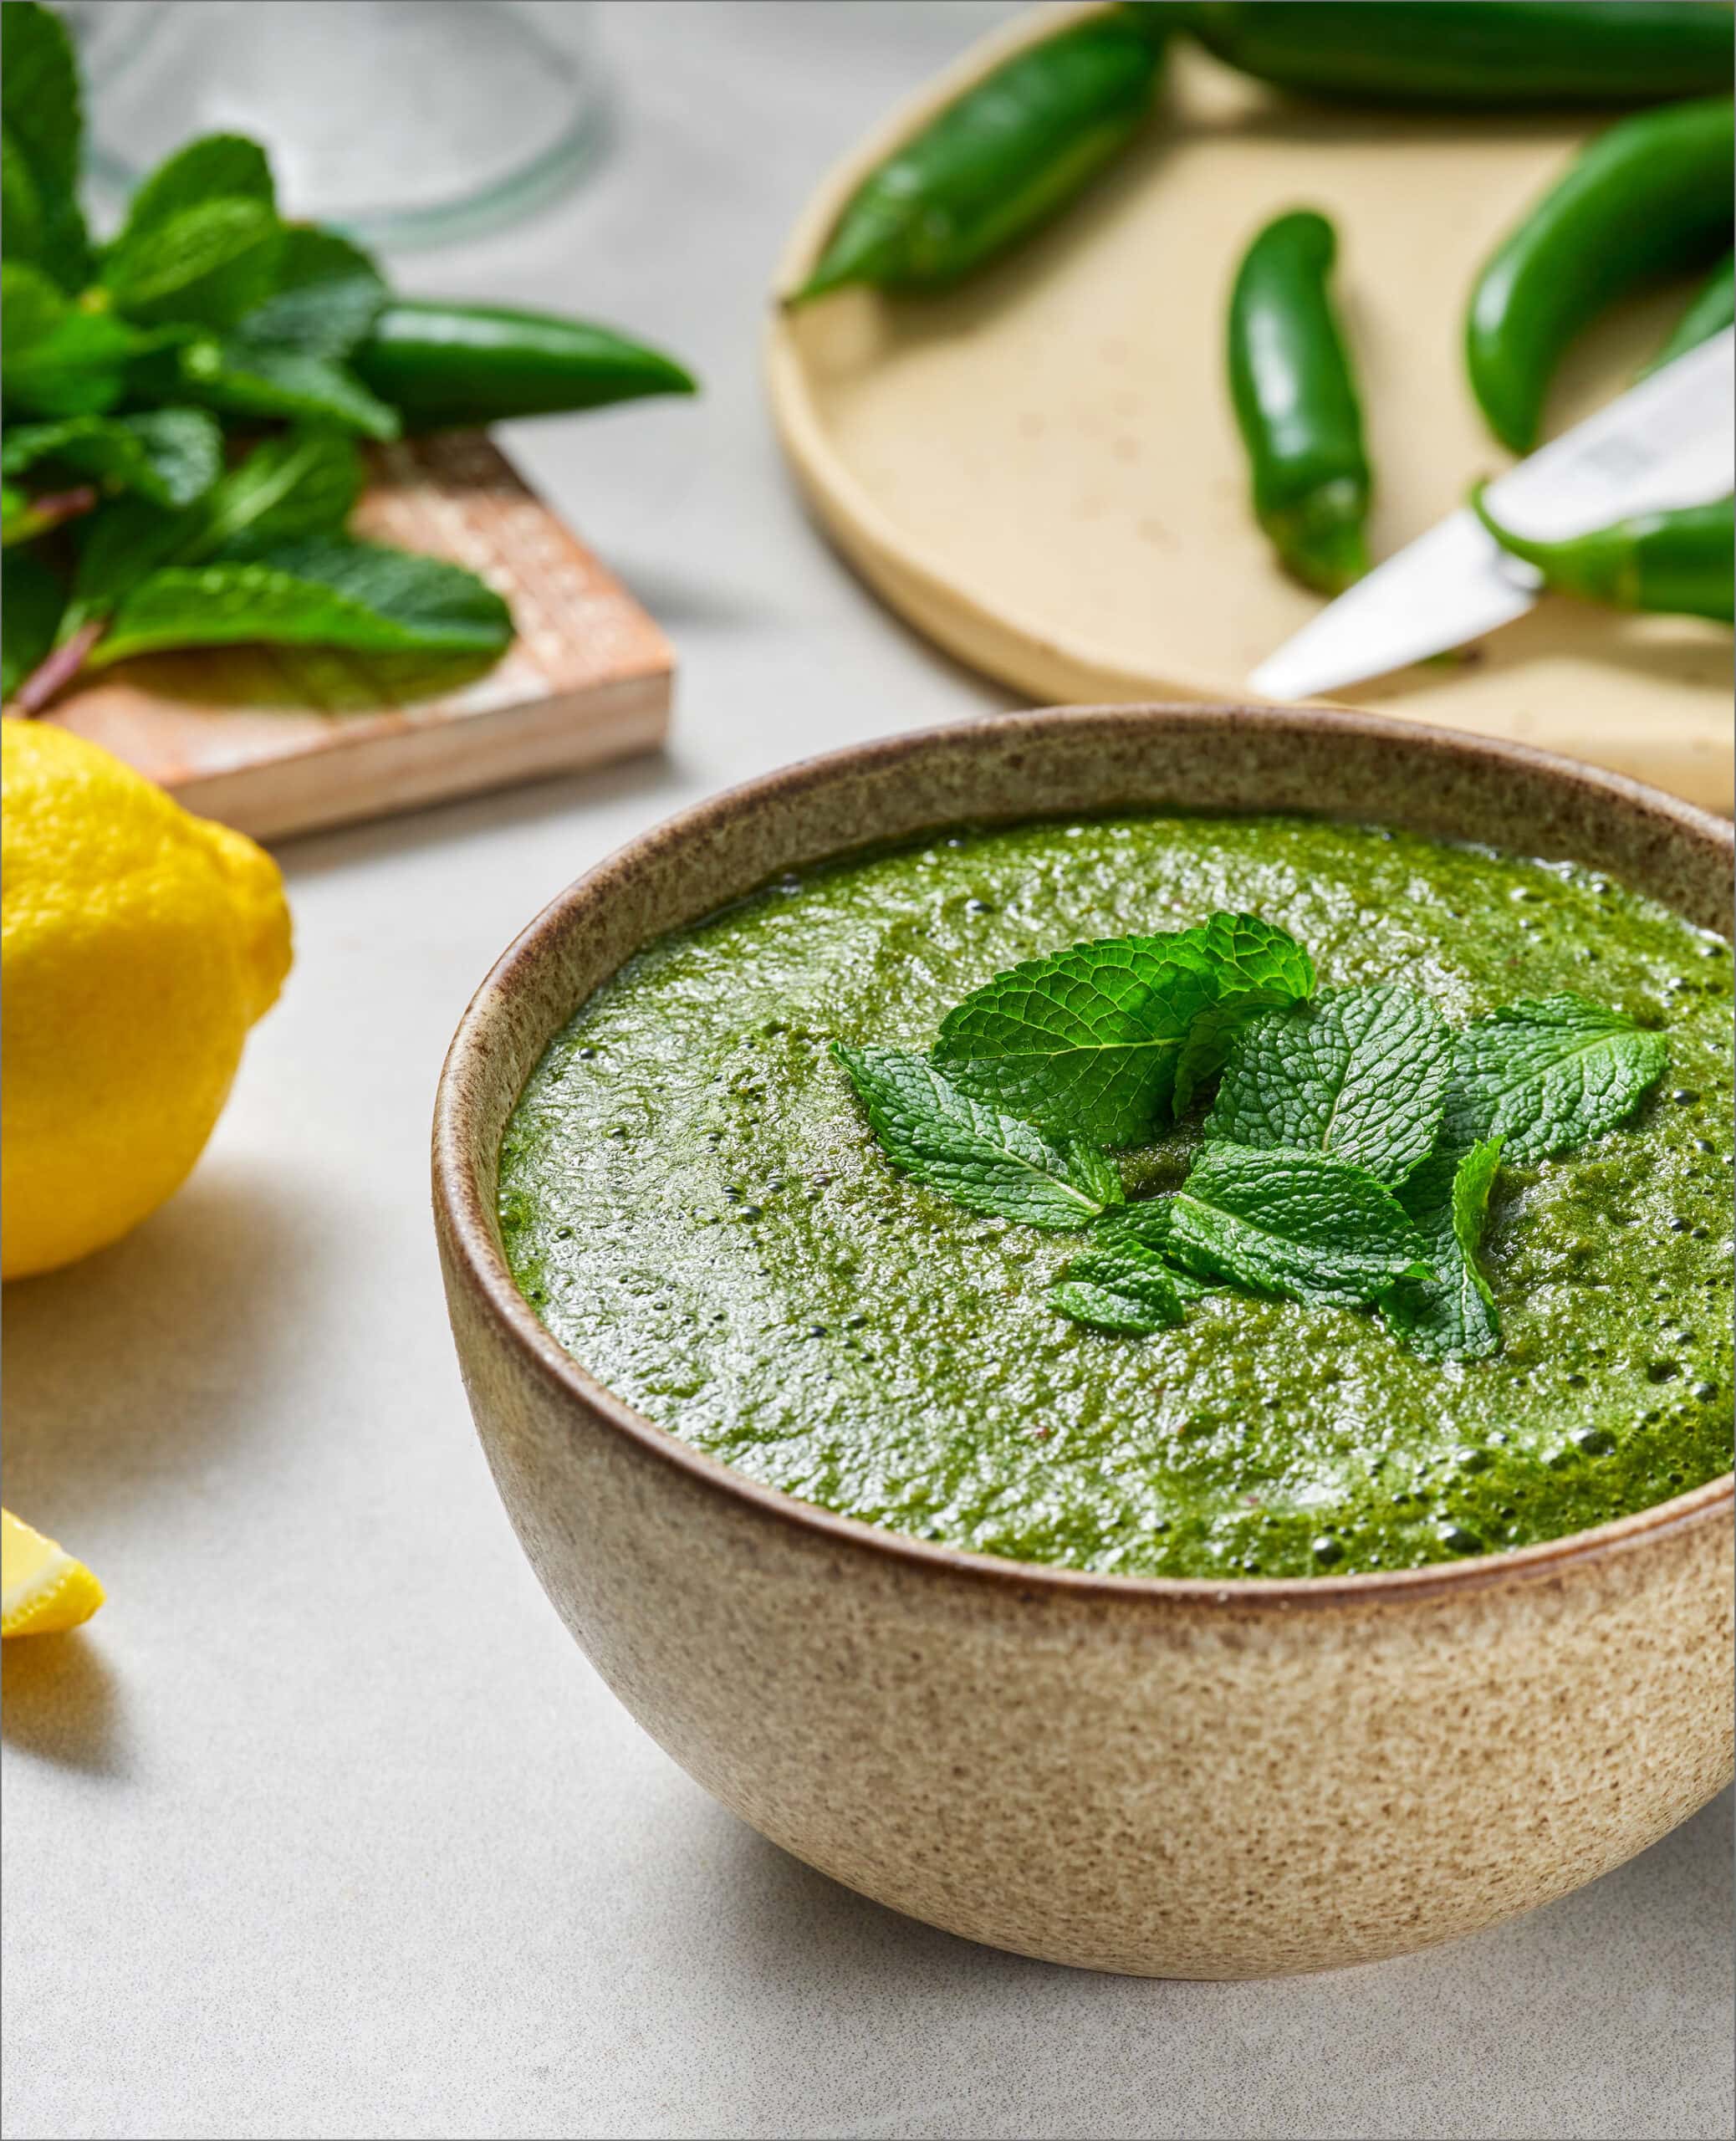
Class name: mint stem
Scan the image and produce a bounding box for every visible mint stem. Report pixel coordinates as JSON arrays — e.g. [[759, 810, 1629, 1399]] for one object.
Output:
[[13, 616, 109, 716], [9, 485, 100, 543]]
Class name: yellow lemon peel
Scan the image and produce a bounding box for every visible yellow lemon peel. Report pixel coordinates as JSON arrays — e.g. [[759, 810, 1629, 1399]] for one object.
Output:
[[2, 721, 292, 1278]]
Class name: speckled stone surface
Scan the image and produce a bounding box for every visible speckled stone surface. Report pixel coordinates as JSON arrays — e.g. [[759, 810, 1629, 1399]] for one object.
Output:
[[4, 6, 1732, 2135]]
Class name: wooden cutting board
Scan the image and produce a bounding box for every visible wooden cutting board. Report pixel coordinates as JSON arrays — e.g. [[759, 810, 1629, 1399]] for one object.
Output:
[[768, 2, 1733, 810], [30, 432, 673, 841]]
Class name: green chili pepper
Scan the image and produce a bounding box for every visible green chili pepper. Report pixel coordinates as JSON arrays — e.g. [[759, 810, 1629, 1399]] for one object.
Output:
[[1639, 251, 1735, 380], [1227, 208, 1370, 595], [1472, 483, 1734, 624], [1465, 97, 1734, 453], [1167, 3, 1735, 106], [787, 10, 1165, 305], [351, 302, 697, 432]]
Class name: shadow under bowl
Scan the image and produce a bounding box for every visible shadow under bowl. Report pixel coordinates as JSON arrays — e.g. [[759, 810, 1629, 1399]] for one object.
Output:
[[434, 703, 1734, 1978]]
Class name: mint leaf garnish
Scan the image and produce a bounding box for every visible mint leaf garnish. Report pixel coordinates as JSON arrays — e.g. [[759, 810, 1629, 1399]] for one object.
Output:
[[834, 1044, 1122, 1229], [1381, 1138, 1504, 1362], [1161, 1142, 1432, 1307], [933, 912, 1313, 1147], [1446, 993, 1667, 1162], [1052, 1242, 1187, 1334], [1170, 912, 1320, 1111], [1205, 984, 1452, 1184], [933, 934, 1215, 1146], [1089, 1200, 1213, 1291]]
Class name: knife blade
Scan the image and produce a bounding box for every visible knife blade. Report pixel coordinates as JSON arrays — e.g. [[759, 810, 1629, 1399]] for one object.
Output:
[[1249, 328, 1735, 703]]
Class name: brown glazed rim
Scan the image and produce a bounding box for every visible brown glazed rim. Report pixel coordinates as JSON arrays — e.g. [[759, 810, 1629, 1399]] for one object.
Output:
[[435, 704, 1734, 1613]]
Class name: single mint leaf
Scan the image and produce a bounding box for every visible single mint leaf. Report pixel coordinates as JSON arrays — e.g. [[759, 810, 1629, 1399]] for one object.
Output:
[[1163, 1142, 1431, 1308], [1052, 1242, 1187, 1335], [1, 258, 64, 348], [229, 227, 387, 360], [1205, 984, 1452, 1184], [91, 539, 513, 665], [177, 340, 400, 441], [833, 1043, 1121, 1229], [2, 407, 224, 508], [1446, 994, 1668, 1162], [1061, 1137, 1126, 1212], [1088, 1199, 1212, 1291], [3, 126, 47, 273], [106, 135, 274, 258], [2, 544, 65, 697], [233, 535, 512, 645], [1, 4, 90, 289], [933, 912, 1313, 1148], [1170, 912, 1319, 1111], [104, 195, 284, 331], [1381, 1138, 1504, 1362], [934, 933, 1218, 1146], [2, 7, 80, 198], [199, 429, 362, 557]]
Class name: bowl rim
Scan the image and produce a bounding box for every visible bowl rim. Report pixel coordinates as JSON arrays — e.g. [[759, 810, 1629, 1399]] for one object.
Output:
[[434, 702, 1735, 1612]]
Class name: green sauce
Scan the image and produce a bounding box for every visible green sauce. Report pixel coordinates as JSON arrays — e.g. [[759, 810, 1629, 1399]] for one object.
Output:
[[499, 815, 1733, 1579]]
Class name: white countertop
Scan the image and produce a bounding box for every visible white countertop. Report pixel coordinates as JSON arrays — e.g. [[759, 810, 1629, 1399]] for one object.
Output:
[[4, 7, 1730, 2137]]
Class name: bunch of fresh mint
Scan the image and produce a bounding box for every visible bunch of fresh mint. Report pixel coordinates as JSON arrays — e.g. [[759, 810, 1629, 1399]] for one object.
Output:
[[0, 1, 508, 708], [835, 911, 1669, 1362]]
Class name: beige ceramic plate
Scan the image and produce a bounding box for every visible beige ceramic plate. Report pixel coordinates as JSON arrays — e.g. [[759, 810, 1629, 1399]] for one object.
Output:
[[768, 3, 1733, 810]]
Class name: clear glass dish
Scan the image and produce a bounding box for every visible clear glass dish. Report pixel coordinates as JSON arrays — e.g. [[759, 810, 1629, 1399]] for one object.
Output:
[[64, 0, 608, 248]]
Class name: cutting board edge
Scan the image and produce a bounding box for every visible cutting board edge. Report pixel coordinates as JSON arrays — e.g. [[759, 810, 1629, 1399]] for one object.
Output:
[[164, 667, 673, 843]]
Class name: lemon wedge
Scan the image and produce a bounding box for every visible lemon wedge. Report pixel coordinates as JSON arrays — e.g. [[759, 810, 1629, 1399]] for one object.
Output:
[[2, 1510, 105, 1637]]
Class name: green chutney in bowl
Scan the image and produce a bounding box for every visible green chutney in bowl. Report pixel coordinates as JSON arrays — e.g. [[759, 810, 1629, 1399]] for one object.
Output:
[[497, 810, 1734, 1582]]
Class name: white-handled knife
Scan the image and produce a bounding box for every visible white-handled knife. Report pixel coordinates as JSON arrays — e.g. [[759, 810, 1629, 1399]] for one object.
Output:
[[1249, 327, 1735, 703]]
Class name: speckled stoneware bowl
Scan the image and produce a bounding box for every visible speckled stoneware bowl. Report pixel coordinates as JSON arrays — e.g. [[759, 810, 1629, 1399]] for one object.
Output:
[[435, 705, 1734, 1979]]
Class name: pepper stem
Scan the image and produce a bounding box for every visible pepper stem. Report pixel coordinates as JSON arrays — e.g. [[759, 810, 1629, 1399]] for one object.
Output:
[[1468, 483, 1557, 575]]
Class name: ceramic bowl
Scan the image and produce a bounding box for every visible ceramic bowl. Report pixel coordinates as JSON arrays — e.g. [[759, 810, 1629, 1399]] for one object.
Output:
[[434, 705, 1734, 1979]]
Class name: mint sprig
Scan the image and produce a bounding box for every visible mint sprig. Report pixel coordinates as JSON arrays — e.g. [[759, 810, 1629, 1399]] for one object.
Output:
[[835, 902, 1672, 1367], [0, 4, 492, 711]]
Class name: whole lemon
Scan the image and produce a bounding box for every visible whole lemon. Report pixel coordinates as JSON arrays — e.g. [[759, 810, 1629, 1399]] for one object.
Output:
[[2, 722, 292, 1280]]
